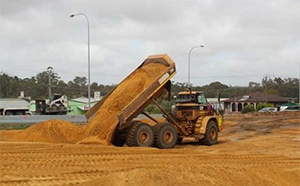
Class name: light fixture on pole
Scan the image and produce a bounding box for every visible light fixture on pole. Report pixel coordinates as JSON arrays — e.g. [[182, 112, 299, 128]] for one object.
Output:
[[188, 45, 204, 88], [70, 13, 91, 109]]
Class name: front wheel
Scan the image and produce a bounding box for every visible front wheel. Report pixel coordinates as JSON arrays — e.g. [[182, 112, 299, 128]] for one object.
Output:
[[154, 123, 177, 149], [176, 137, 183, 144], [126, 122, 154, 147], [201, 121, 218, 146]]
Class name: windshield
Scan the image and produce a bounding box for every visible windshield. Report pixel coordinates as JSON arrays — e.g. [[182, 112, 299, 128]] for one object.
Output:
[[198, 94, 207, 104], [175, 94, 197, 103]]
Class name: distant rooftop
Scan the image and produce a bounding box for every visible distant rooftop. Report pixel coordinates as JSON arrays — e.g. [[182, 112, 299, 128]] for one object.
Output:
[[70, 97, 102, 104], [224, 92, 287, 103], [0, 98, 30, 109], [207, 98, 229, 102]]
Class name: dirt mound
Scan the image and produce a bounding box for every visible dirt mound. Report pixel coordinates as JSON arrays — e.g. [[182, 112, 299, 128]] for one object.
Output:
[[17, 119, 83, 143], [82, 62, 168, 144]]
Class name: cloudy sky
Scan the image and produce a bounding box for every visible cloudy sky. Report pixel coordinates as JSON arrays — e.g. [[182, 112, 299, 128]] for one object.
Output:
[[0, 0, 299, 86]]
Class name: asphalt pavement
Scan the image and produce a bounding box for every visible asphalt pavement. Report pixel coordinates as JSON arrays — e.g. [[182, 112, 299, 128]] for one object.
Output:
[[0, 114, 163, 124]]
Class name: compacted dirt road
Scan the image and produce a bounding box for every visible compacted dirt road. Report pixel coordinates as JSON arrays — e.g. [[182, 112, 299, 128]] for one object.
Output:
[[0, 112, 299, 186]]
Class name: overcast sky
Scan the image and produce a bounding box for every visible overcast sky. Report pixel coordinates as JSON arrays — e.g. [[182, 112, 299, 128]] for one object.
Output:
[[0, 0, 299, 86]]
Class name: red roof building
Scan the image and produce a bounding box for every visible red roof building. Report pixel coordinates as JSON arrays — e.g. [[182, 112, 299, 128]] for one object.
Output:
[[223, 92, 288, 112]]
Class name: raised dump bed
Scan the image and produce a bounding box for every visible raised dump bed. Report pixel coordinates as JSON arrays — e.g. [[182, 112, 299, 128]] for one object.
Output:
[[84, 54, 176, 145]]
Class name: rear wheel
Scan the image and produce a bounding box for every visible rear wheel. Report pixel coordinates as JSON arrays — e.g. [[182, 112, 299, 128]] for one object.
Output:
[[126, 122, 154, 147], [176, 137, 183, 144], [154, 123, 177, 149], [59, 105, 67, 115], [5, 111, 14, 115], [59, 105, 65, 111], [112, 129, 126, 147], [52, 105, 59, 112], [201, 120, 218, 146], [16, 111, 24, 115]]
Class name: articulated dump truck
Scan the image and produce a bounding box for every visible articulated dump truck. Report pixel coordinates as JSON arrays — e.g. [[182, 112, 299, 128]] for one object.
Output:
[[86, 54, 223, 149]]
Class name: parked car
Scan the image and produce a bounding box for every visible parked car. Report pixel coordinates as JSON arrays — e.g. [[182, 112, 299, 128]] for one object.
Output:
[[259, 107, 277, 112], [280, 106, 300, 112]]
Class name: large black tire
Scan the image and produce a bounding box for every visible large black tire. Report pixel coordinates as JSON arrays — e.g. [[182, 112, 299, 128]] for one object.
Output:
[[59, 111, 66, 115], [59, 105, 65, 111], [16, 111, 24, 115], [52, 105, 59, 112], [126, 122, 154, 147], [154, 123, 177, 149], [5, 111, 14, 115], [112, 129, 126, 147], [201, 120, 218, 146], [176, 138, 183, 144]]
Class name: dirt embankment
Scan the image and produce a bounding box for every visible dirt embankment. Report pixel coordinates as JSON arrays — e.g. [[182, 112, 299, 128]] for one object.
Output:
[[16, 119, 83, 143], [15, 62, 167, 145]]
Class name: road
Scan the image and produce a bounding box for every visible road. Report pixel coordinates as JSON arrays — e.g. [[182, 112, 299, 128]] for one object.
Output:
[[0, 114, 163, 124]]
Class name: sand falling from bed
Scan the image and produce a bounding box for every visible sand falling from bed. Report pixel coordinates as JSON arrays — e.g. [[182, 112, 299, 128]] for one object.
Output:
[[17, 62, 168, 145]]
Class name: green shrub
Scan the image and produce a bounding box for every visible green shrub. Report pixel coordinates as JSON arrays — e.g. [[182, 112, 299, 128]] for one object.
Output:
[[145, 104, 162, 114], [145, 105, 155, 113], [256, 102, 274, 111], [241, 104, 255, 114]]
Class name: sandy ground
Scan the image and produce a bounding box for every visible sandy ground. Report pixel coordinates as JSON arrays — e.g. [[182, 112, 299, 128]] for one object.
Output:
[[0, 113, 299, 186]]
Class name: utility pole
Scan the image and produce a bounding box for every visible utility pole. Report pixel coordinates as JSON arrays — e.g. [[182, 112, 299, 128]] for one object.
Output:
[[299, 63, 300, 105], [234, 96, 236, 112], [47, 66, 53, 99]]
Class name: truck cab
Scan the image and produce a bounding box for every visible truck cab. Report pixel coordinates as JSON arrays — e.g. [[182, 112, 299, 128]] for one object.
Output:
[[171, 90, 223, 145], [174, 91, 210, 121]]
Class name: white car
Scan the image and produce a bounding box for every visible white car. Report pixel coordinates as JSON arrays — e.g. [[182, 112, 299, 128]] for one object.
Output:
[[259, 107, 277, 112]]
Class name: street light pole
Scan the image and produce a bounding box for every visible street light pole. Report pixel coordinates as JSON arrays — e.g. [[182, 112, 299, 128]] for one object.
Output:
[[47, 66, 53, 99], [70, 13, 91, 109], [188, 45, 204, 88]]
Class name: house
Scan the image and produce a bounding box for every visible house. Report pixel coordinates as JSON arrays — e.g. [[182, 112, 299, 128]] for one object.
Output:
[[207, 98, 229, 110], [223, 92, 288, 112], [68, 97, 102, 115]]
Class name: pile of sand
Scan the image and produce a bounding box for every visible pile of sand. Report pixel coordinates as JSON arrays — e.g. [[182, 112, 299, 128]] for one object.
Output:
[[82, 63, 168, 144], [16, 62, 168, 145], [17, 119, 83, 144]]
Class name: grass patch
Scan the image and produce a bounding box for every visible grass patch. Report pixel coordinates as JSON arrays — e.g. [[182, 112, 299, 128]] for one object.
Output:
[[0, 123, 35, 130]]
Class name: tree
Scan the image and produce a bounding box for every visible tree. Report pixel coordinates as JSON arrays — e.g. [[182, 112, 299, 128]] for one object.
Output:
[[256, 103, 274, 111], [248, 81, 260, 88], [0, 70, 298, 103], [241, 104, 255, 114], [73, 76, 87, 87], [274, 77, 284, 86], [90, 82, 99, 92]]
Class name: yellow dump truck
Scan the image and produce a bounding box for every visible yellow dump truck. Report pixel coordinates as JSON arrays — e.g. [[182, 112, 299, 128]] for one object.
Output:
[[86, 54, 223, 148]]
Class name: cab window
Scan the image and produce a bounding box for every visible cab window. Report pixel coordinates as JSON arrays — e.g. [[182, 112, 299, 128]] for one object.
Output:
[[175, 94, 196, 103], [198, 94, 207, 105]]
